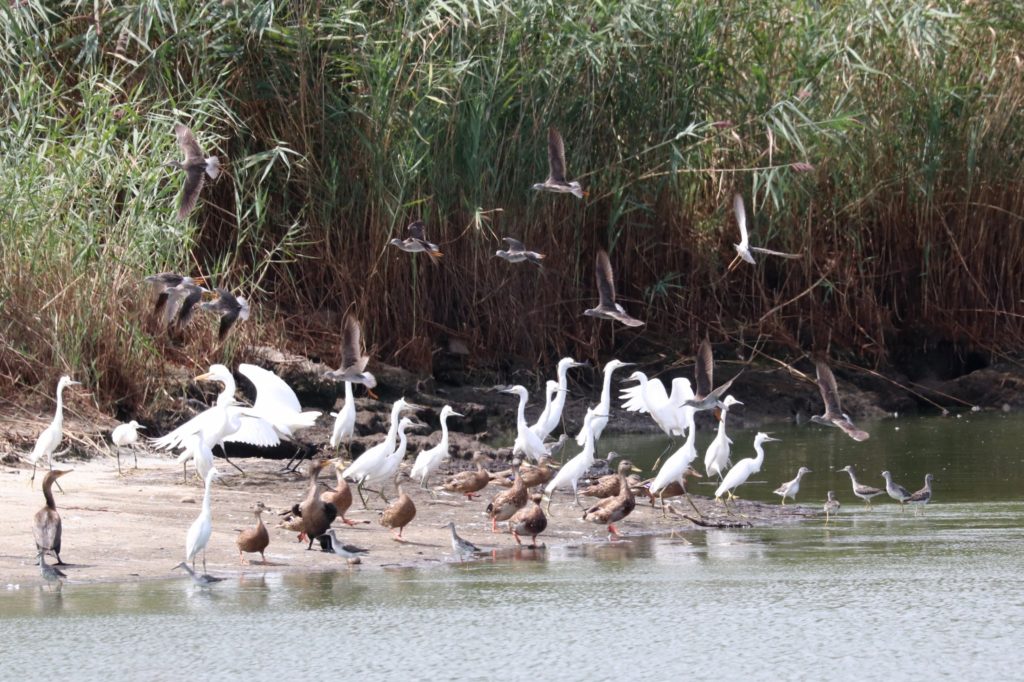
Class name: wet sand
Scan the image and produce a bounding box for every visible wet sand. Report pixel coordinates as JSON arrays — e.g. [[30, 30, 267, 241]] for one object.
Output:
[[0, 452, 817, 587]]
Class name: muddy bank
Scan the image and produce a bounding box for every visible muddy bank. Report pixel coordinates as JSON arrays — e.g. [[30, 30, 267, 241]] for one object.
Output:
[[0, 456, 814, 586]]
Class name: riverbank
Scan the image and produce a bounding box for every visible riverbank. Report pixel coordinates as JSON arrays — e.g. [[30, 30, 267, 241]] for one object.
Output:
[[0, 454, 816, 587]]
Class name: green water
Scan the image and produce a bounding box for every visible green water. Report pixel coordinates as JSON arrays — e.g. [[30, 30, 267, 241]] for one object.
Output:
[[3, 414, 1023, 680]]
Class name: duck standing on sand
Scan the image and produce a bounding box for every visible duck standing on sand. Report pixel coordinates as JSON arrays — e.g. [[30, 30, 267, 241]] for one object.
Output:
[[322, 460, 357, 526], [379, 486, 416, 540], [486, 458, 528, 533], [509, 494, 547, 547], [442, 452, 492, 500], [235, 501, 270, 564], [583, 459, 641, 541], [299, 459, 337, 548], [34, 469, 72, 565]]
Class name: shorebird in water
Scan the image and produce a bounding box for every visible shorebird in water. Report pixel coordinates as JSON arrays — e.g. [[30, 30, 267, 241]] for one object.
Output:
[[811, 358, 870, 441], [495, 237, 545, 266], [318, 529, 369, 561], [583, 249, 644, 327], [390, 220, 443, 262], [823, 490, 841, 524], [881, 470, 912, 510], [443, 521, 482, 559], [837, 465, 884, 506], [906, 474, 933, 513], [729, 193, 799, 268], [38, 552, 67, 591], [168, 123, 220, 220], [531, 126, 585, 198], [200, 287, 250, 342], [773, 466, 812, 505]]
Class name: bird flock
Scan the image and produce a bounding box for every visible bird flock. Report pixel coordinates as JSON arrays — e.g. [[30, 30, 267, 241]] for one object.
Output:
[[19, 123, 932, 589]]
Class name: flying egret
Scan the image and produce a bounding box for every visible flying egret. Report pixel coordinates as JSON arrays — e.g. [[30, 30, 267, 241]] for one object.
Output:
[[28, 375, 80, 487], [583, 249, 644, 327], [531, 126, 585, 198], [199, 287, 250, 341], [186, 468, 220, 573], [715, 433, 780, 502], [730, 193, 800, 268], [906, 474, 933, 513], [837, 465, 884, 506], [324, 314, 377, 388], [650, 411, 700, 514], [342, 398, 410, 505], [496, 237, 545, 266], [583, 459, 641, 540], [823, 491, 841, 524], [811, 359, 870, 441], [111, 420, 145, 475], [531, 357, 585, 441], [503, 385, 549, 462], [544, 413, 598, 511], [774, 466, 812, 505], [574, 359, 632, 446], [704, 395, 742, 478], [411, 405, 464, 492], [619, 371, 693, 438], [881, 471, 912, 509], [34, 469, 72, 565], [168, 123, 220, 220], [389, 220, 443, 262]]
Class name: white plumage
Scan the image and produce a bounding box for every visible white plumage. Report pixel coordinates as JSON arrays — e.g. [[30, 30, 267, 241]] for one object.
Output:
[[619, 371, 693, 437], [185, 467, 219, 573], [703, 395, 742, 478], [29, 375, 79, 484], [715, 432, 779, 500], [649, 410, 698, 497], [544, 412, 597, 509], [503, 385, 548, 462], [342, 398, 409, 487], [410, 405, 462, 488], [329, 381, 356, 449], [574, 359, 630, 446], [111, 419, 145, 474], [530, 357, 583, 441]]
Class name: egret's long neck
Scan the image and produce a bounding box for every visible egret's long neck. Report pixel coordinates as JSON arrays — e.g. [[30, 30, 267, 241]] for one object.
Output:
[[752, 443, 766, 471], [439, 413, 450, 448], [551, 364, 571, 416], [384, 405, 403, 447], [344, 381, 354, 405], [202, 474, 215, 515], [516, 392, 529, 431], [716, 409, 729, 438], [598, 366, 615, 412], [394, 426, 408, 458], [53, 384, 66, 428], [216, 375, 236, 407], [581, 426, 596, 465]]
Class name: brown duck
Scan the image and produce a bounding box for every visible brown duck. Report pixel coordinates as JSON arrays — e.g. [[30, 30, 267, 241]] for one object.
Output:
[[235, 501, 270, 564], [486, 458, 528, 533], [379, 485, 416, 539], [580, 471, 643, 499], [509, 494, 547, 547], [34, 469, 72, 565], [322, 460, 357, 526], [491, 456, 558, 490], [442, 452, 492, 500], [299, 459, 337, 549], [583, 459, 641, 540]]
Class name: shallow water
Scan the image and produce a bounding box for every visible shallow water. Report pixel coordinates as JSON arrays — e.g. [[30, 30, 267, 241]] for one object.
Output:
[[3, 413, 1023, 680]]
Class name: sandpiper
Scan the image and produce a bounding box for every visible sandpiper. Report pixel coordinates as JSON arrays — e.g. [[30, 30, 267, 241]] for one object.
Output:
[[168, 124, 220, 220], [318, 529, 369, 561], [531, 126, 585, 198], [811, 359, 870, 441], [324, 313, 377, 388], [823, 490, 841, 524], [881, 470, 912, 509], [173, 561, 225, 587], [200, 287, 250, 342], [906, 474, 933, 513], [583, 249, 644, 327], [837, 465, 884, 506], [496, 237, 545, 266], [773, 466, 812, 505], [443, 521, 482, 558], [389, 220, 443, 262]]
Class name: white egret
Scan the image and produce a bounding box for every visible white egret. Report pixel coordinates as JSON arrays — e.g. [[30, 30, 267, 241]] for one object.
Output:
[[111, 420, 145, 475], [531, 380, 560, 440], [410, 405, 464, 491], [837, 465, 884, 506], [619, 371, 693, 437], [28, 375, 80, 487], [389, 220, 443, 262], [881, 471, 912, 509], [823, 491, 841, 524], [583, 249, 644, 327], [365, 416, 416, 502], [329, 380, 357, 450], [176, 434, 215, 484], [531, 126, 585, 198], [503, 385, 548, 462], [811, 359, 870, 441], [715, 432, 779, 501], [574, 359, 632, 446], [530, 357, 584, 441], [649, 411, 699, 513], [186, 468, 220, 573], [342, 398, 410, 505], [730, 193, 800, 267], [774, 466, 812, 505], [544, 412, 597, 511], [704, 395, 742, 478]]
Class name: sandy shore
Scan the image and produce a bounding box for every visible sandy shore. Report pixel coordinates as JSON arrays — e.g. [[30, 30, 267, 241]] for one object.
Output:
[[0, 452, 817, 587]]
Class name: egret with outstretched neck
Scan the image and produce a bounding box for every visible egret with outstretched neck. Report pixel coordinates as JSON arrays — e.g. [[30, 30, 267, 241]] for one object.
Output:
[[704, 395, 742, 479], [715, 433, 780, 502], [186, 468, 220, 573], [503, 386, 548, 462], [28, 375, 80, 487], [530, 357, 584, 442], [411, 406, 464, 492], [574, 359, 632, 446]]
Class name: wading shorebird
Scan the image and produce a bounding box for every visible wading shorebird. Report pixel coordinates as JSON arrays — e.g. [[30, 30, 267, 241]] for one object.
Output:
[[837, 465, 884, 506]]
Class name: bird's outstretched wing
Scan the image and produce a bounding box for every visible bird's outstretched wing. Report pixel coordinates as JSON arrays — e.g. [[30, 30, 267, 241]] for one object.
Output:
[[694, 338, 713, 399], [594, 249, 617, 309], [547, 127, 568, 183], [174, 124, 204, 162], [733, 193, 749, 246]]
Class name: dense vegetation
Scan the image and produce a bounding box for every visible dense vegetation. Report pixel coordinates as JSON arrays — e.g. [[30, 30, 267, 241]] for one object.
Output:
[[2, 0, 1023, 413]]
